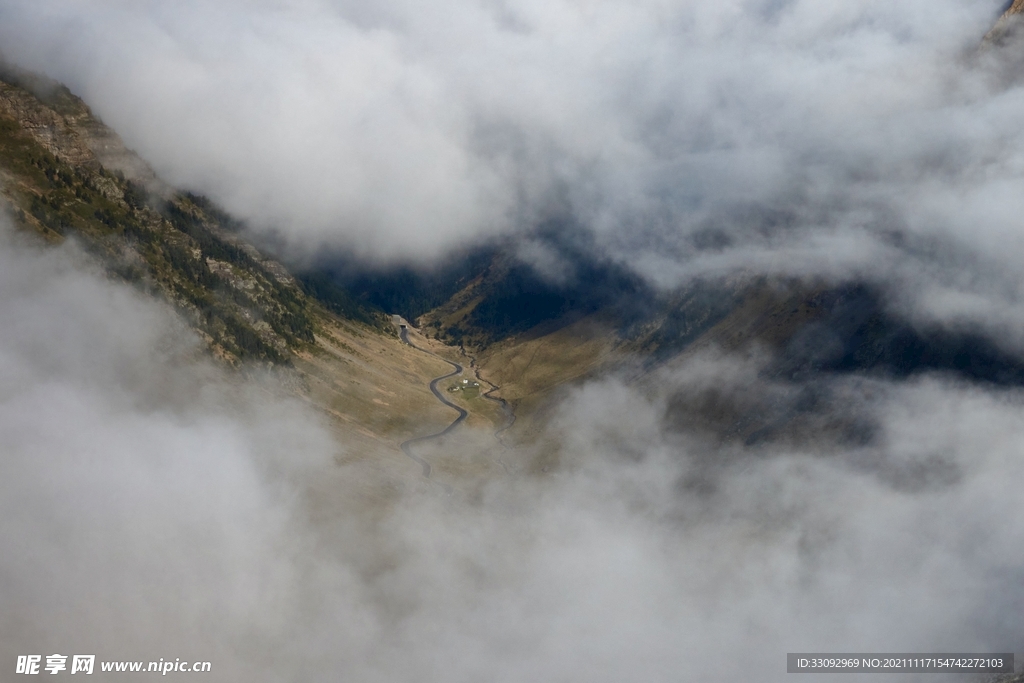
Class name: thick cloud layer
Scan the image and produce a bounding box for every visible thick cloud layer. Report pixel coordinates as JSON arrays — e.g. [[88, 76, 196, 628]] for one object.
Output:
[[0, 228, 339, 676], [8, 0, 1024, 359], [5, 2, 1024, 680], [0, 1, 1013, 271], [2, 226, 1024, 681]]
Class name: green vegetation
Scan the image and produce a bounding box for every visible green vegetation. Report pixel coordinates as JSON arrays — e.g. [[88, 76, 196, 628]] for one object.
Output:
[[296, 271, 381, 328], [446, 380, 481, 399], [315, 247, 494, 322], [424, 257, 649, 347], [0, 72, 325, 364]]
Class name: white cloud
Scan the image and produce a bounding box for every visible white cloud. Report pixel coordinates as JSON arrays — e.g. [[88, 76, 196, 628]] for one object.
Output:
[[0, 0, 1007, 272], [3, 226, 1022, 680], [3, 3, 1024, 678]]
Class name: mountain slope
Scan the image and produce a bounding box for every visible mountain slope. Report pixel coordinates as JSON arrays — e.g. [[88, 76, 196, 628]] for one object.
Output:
[[0, 64, 339, 364], [0, 63, 509, 494], [400, 242, 1024, 456], [984, 0, 1024, 44]]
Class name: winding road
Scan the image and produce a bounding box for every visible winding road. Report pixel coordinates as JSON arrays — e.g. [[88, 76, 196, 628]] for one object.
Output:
[[397, 324, 468, 479]]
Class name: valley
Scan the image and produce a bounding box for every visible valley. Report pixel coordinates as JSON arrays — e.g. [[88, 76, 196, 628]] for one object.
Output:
[[5, 4, 1024, 680], [8, 56, 1024, 496], [0, 63, 508, 498]]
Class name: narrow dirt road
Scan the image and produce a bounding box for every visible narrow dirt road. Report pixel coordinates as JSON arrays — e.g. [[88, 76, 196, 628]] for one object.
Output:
[[474, 365, 515, 440]]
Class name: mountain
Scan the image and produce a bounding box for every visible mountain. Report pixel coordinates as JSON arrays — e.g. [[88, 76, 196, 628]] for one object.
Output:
[[333, 235, 1024, 455], [0, 63, 512, 490], [985, 0, 1024, 44], [0, 63, 368, 364], [6, 29, 1024, 476]]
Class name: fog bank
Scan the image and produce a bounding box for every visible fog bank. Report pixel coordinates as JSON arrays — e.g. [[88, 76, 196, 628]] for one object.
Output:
[[1, 225, 1023, 681], [4, 2, 1024, 679]]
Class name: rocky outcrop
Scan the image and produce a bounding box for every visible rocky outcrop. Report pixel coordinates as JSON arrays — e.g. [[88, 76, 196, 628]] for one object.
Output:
[[984, 0, 1024, 45]]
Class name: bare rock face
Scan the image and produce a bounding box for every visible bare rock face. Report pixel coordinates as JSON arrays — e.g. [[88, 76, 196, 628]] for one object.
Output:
[[0, 79, 97, 169], [984, 0, 1024, 45], [0, 62, 167, 195], [1003, 0, 1024, 16]]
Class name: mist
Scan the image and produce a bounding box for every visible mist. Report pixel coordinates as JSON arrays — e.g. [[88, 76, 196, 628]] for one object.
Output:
[[0, 1, 1009, 263], [5, 0, 1024, 346], [0, 221, 1022, 681], [4, 1, 1024, 680]]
